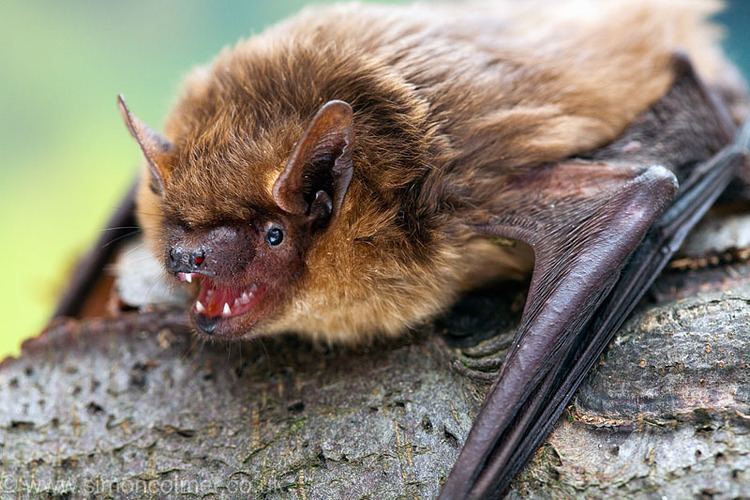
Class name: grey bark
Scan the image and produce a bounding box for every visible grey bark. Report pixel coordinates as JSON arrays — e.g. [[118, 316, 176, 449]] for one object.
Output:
[[2, 230, 750, 498]]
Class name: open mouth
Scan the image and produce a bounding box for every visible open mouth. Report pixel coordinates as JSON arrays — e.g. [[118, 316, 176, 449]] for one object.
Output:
[[177, 272, 265, 334]]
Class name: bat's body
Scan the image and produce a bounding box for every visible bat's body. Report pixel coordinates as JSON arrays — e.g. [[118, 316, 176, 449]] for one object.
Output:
[[57, 1, 750, 497], [132, 0, 744, 341]]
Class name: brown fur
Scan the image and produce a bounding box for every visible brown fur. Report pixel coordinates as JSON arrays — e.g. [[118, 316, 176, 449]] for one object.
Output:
[[134, 0, 744, 343]]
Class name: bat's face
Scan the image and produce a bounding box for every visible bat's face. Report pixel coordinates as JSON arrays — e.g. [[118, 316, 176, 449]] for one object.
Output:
[[118, 95, 355, 339], [161, 207, 313, 338]]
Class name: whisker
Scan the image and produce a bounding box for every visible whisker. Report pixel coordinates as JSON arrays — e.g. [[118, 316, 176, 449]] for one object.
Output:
[[119, 242, 147, 259], [256, 336, 271, 365], [102, 230, 142, 249], [100, 226, 141, 232]]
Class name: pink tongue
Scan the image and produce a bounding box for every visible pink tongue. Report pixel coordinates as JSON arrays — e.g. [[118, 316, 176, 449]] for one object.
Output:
[[199, 284, 239, 317]]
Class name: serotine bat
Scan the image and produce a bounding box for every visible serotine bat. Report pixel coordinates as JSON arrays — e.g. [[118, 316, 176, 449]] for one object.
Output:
[[55, 1, 750, 497]]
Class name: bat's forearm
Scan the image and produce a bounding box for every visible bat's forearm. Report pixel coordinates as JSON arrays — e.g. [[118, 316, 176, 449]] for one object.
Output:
[[441, 58, 748, 498]]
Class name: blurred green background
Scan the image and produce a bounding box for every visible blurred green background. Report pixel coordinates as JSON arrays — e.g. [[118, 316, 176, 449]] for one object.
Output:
[[0, 1, 748, 359]]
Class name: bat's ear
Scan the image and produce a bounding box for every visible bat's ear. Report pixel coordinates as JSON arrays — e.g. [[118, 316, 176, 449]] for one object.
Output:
[[117, 94, 172, 196], [273, 100, 354, 224]]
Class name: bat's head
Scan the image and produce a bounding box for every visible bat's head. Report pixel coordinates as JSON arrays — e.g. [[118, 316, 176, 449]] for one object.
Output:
[[114, 46, 515, 344], [117, 94, 354, 339]]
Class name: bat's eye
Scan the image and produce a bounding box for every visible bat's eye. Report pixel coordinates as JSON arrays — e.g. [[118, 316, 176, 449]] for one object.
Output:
[[266, 227, 284, 246]]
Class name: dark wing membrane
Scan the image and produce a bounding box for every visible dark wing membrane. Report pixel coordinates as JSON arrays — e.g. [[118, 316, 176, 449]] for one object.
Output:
[[441, 58, 748, 498]]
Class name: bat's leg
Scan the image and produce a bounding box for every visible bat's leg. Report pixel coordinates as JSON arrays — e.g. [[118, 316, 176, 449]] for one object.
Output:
[[440, 160, 679, 499], [52, 178, 138, 319], [472, 122, 750, 498]]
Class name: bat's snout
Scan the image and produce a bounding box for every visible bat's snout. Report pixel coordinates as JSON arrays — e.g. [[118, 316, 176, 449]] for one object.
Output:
[[167, 246, 206, 274], [165, 224, 257, 282]]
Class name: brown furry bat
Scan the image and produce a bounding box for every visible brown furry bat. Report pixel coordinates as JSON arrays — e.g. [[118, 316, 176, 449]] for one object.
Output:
[[61, 0, 750, 497], [125, 0, 745, 341]]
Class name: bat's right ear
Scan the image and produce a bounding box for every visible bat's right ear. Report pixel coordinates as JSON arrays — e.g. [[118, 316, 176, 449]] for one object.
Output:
[[117, 94, 172, 195]]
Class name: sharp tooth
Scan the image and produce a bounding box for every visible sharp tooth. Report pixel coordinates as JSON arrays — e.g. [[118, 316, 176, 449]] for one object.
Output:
[[223, 303, 231, 316], [196, 301, 205, 313], [185, 273, 192, 283], [240, 292, 250, 304]]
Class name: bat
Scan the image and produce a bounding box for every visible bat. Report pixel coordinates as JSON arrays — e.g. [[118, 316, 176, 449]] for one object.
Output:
[[53, 1, 750, 497]]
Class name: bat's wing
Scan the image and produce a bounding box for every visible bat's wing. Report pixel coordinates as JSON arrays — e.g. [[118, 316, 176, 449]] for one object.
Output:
[[441, 57, 750, 498], [52, 178, 138, 319]]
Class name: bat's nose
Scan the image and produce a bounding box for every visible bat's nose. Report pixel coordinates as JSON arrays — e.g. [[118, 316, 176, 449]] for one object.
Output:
[[167, 246, 206, 274], [165, 224, 257, 280]]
